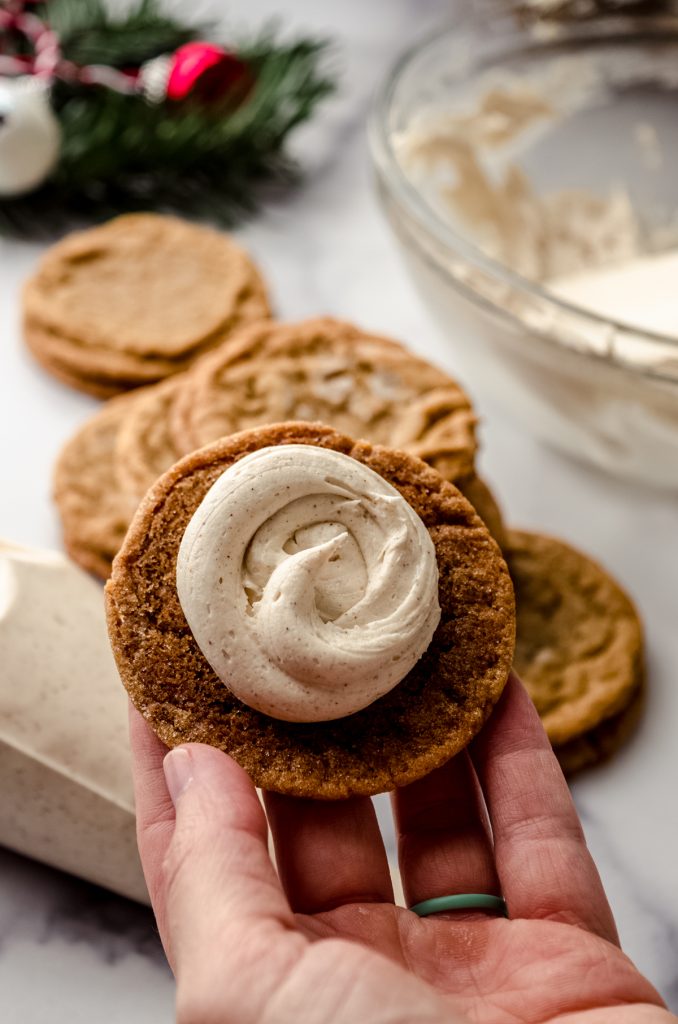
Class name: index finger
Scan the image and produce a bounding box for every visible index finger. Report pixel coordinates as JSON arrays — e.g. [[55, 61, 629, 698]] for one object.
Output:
[[129, 705, 296, 984], [471, 674, 619, 944], [128, 704, 175, 916]]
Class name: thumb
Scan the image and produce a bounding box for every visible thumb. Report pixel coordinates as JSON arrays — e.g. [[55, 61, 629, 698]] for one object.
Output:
[[161, 744, 297, 977]]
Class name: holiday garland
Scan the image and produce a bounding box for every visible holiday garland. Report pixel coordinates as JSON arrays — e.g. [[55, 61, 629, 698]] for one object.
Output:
[[0, 0, 336, 236]]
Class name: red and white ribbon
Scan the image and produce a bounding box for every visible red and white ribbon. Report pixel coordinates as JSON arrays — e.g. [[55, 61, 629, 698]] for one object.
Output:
[[0, 6, 140, 92]]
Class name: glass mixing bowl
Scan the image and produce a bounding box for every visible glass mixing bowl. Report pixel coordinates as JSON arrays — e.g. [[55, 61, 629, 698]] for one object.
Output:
[[369, 9, 678, 489]]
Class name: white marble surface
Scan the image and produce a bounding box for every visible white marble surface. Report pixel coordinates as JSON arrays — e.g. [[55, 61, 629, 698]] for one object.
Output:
[[1, 0, 677, 1019]]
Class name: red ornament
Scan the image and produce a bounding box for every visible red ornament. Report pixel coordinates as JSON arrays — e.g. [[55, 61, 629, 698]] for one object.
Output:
[[139, 42, 251, 105], [168, 43, 247, 102]]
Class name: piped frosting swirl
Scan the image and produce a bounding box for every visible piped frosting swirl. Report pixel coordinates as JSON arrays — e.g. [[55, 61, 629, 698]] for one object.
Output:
[[176, 444, 440, 722]]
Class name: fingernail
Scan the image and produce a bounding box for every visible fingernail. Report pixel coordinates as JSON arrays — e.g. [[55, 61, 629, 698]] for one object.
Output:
[[164, 747, 193, 806]]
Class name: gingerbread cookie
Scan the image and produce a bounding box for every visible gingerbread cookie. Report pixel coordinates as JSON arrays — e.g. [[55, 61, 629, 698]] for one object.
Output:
[[508, 529, 644, 749], [23, 213, 271, 396], [106, 422, 515, 798]]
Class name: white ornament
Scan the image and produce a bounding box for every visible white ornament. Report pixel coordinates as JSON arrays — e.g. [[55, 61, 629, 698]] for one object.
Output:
[[0, 77, 61, 197], [138, 55, 172, 104]]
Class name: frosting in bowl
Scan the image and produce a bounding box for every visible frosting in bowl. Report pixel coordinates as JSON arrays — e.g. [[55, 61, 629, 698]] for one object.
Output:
[[176, 444, 440, 722]]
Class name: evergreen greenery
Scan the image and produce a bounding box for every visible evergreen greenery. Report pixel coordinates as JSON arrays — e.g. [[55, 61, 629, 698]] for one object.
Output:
[[0, 0, 336, 236]]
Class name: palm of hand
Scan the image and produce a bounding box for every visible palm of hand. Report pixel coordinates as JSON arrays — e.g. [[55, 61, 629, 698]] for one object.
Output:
[[132, 677, 672, 1024], [298, 904, 668, 1023]]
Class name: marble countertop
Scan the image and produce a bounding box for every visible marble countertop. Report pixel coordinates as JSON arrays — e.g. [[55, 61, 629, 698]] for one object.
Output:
[[1, 0, 677, 1019]]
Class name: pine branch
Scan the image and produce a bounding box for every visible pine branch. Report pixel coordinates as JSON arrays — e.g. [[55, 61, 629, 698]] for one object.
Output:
[[50, 0, 207, 68], [0, 6, 336, 238]]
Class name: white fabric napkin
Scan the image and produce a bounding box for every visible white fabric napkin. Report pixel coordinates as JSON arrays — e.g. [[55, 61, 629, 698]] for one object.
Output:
[[0, 541, 148, 903]]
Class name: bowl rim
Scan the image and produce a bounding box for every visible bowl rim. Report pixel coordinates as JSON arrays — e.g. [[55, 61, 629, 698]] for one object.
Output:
[[368, 13, 678, 371]]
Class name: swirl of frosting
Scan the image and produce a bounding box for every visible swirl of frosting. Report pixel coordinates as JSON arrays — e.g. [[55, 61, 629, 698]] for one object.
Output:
[[176, 445, 441, 722]]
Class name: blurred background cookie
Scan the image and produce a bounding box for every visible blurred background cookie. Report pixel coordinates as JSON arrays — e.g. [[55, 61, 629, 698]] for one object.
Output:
[[554, 682, 645, 775], [23, 213, 271, 396], [55, 318, 510, 578], [113, 376, 187, 501], [53, 391, 145, 578], [455, 475, 508, 551], [165, 315, 506, 542], [170, 316, 478, 476], [507, 529, 645, 771]]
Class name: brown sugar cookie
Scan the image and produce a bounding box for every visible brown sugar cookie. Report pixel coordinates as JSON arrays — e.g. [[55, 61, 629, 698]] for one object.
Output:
[[23, 213, 271, 394], [106, 422, 515, 799], [24, 323, 135, 399], [555, 680, 645, 776], [23, 315, 183, 387], [54, 391, 145, 578], [114, 376, 186, 500], [114, 319, 507, 546], [54, 376, 187, 582], [171, 318, 478, 483], [57, 322, 503, 579], [114, 360, 506, 548], [508, 529, 644, 748], [456, 475, 507, 551]]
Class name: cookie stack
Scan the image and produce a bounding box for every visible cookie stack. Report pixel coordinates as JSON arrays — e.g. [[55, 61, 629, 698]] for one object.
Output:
[[54, 316, 502, 575], [22, 214, 270, 397], [40, 214, 644, 774]]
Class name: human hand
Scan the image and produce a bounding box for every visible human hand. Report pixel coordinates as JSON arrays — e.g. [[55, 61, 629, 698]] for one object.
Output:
[[130, 674, 674, 1023]]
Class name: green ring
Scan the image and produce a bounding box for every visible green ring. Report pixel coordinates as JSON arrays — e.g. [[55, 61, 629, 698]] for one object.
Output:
[[410, 894, 508, 918]]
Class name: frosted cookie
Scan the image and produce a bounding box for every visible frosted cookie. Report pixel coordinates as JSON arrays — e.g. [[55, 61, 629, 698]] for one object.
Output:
[[508, 529, 644, 749], [170, 318, 479, 483], [106, 422, 515, 799], [23, 213, 271, 395], [54, 391, 144, 578]]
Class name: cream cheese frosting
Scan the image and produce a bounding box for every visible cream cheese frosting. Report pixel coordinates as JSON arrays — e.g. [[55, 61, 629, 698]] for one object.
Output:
[[550, 249, 678, 339], [176, 445, 441, 722]]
